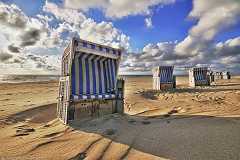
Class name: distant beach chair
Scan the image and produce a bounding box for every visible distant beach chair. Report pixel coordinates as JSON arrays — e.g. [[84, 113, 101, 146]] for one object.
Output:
[[214, 72, 223, 80], [209, 71, 215, 83], [189, 67, 210, 87], [222, 71, 231, 80], [212, 71, 231, 80], [57, 38, 124, 124], [152, 66, 176, 90]]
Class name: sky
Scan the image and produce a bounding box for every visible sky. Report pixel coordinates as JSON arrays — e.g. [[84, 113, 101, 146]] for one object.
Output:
[[0, 0, 240, 75]]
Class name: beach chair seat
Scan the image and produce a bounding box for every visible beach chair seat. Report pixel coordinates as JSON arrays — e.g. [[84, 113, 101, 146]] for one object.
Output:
[[72, 94, 117, 101]]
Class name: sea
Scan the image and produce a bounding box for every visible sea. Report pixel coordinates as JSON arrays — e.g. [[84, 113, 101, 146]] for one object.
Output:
[[0, 74, 60, 83]]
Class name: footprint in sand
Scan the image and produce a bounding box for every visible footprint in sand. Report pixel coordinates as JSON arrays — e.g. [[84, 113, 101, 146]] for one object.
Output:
[[41, 131, 63, 138], [13, 126, 35, 137]]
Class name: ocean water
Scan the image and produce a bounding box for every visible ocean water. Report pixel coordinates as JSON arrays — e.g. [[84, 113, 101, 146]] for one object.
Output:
[[0, 74, 147, 83], [0, 74, 60, 83]]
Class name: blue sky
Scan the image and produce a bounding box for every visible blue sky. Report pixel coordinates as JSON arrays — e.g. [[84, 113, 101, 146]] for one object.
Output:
[[0, 0, 240, 74]]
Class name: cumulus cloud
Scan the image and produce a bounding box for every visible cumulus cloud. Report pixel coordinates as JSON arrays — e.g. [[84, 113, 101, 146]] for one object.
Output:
[[215, 37, 240, 57], [79, 19, 130, 49], [0, 2, 62, 74], [175, 0, 240, 56], [0, 2, 51, 49], [64, 0, 175, 19], [121, 41, 185, 73], [0, 3, 27, 28], [26, 54, 59, 71], [43, 1, 86, 24], [20, 28, 41, 47], [43, 1, 130, 49]]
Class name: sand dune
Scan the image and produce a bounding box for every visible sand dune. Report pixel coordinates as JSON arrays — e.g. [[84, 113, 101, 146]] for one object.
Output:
[[0, 76, 240, 160]]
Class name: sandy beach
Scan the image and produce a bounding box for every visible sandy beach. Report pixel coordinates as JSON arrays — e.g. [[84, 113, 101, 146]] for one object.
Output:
[[0, 76, 240, 160]]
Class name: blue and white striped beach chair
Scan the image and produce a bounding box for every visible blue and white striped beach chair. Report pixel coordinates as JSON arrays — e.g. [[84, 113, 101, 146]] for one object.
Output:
[[57, 38, 124, 124], [189, 67, 210, 87], [152, 66, 176, 90]]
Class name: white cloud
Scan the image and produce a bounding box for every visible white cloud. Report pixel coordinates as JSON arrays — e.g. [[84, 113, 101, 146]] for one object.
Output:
[[0, 2, 62, 74], [43, 1, 130, 49], [64, 0, 175, 19], [145, 17, 153, 28], [79, 19, 130, 49], [215, 37, 240, 57], [43, 1, 86, 24], [0, 3, 27, 28], [175, 0, 240, 56]]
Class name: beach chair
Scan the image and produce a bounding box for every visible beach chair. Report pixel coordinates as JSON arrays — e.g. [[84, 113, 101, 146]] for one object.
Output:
[[152, 66, 176, 90], [222, 71, 231, 80], [214, 72, 223, 80], [189, 67, 210, 87], [57, 38, 124, 124]]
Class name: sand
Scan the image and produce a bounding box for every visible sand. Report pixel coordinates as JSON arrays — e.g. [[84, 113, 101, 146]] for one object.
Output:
[[0, 76, 240, 160]]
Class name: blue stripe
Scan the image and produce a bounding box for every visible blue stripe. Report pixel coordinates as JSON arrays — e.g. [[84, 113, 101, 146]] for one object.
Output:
[[106, 60, 110, 90], [112, 60, 116, 89], [107, 60, 111, 90], [79, 54, 83, 95], [92, 57, 97, 95], [71, 60, 75, 95], [103, 60, 108, 93], [97, 59, 102, 94], [85, 55, 90, 95], [110, 59, 115, 89]]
